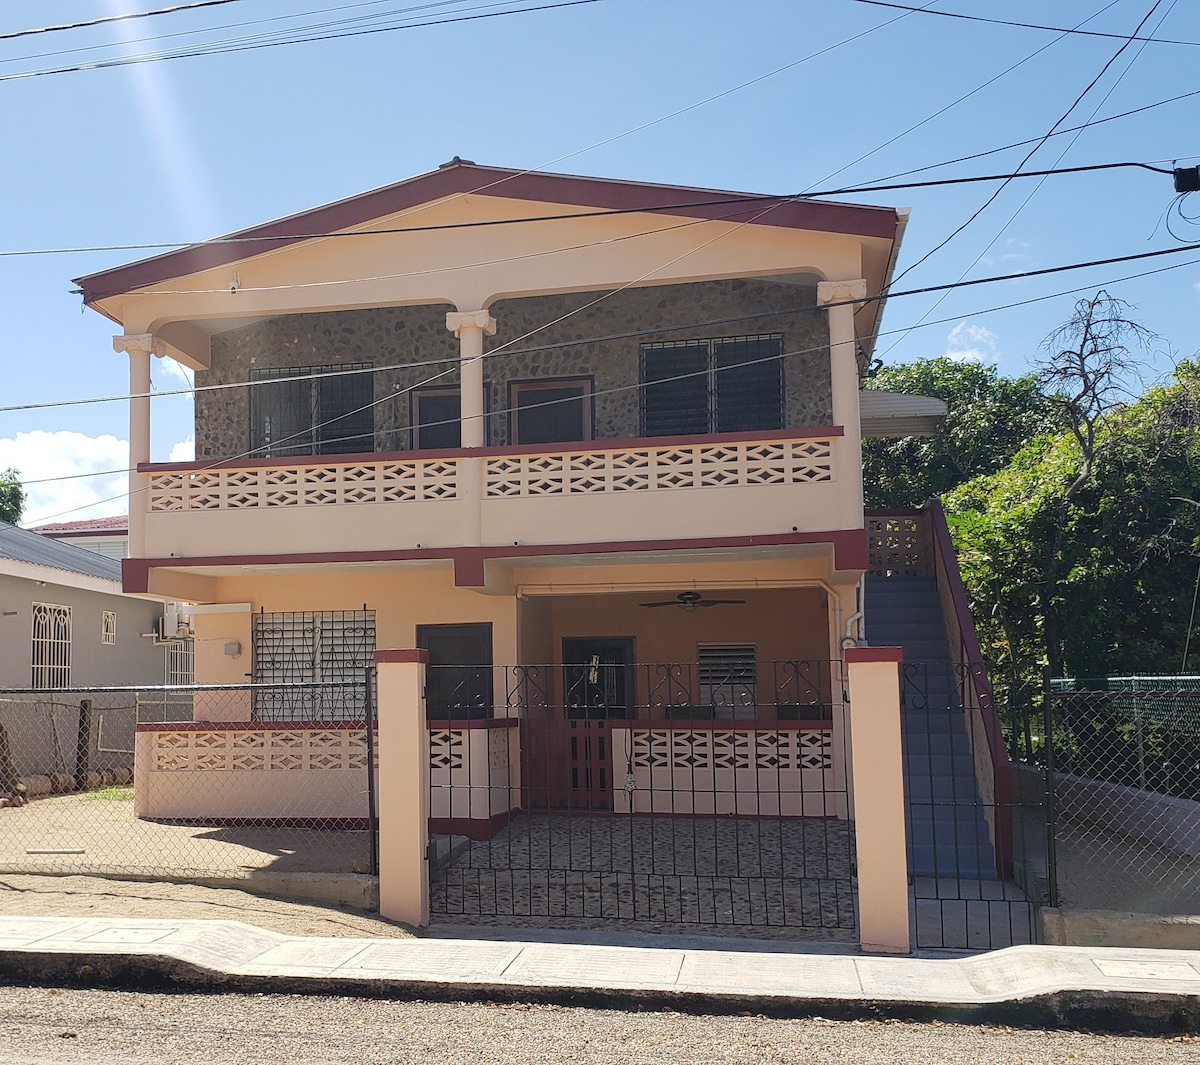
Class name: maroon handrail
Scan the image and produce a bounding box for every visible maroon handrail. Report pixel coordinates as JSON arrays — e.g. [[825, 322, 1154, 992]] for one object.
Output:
[[925, 497, 1014, 878]]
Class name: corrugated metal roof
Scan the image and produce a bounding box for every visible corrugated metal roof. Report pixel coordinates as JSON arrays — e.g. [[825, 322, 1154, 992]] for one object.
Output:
[[861, 390, 947, 438], [0, 521, 122, 582]]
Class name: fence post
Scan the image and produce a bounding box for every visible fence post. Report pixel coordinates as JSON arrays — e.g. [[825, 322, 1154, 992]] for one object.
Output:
[[1041, 667, 1059, 909], [74, 699, 92, 791], [374, 649, 429, 927], [845, 646, 910, 954], [365, 671, 379, 877]]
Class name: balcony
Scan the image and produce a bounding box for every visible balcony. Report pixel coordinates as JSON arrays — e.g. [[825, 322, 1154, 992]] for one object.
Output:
[[137, 427, 857, 563]]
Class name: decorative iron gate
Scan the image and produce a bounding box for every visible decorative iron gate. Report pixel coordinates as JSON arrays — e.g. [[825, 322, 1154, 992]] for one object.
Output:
[[427, 661, 856, 936]]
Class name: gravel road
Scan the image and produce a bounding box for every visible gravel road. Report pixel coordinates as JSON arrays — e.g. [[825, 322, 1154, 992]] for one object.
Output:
[[0, 988, 1195, 1065]]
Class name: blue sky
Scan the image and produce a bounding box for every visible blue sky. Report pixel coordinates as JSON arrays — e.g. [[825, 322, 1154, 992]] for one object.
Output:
[[1, 0, 1198, 521]]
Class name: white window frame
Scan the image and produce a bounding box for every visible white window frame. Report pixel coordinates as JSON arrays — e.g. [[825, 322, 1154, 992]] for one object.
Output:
[[101, 610, 117, 645], [32, 602, 72, 690]]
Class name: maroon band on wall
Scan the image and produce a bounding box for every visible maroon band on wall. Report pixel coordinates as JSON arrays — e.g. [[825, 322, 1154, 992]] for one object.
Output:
[[121, 528, 870, 594], [844, 646, 904, 664], [138, 425, 845, 474]]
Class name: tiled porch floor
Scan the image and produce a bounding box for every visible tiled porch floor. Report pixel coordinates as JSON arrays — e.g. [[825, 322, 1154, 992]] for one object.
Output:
[[430, 813, 857, 940]]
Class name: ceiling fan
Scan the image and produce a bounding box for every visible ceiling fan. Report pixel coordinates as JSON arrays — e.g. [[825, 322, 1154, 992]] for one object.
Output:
[[638, 591, 747, 611]]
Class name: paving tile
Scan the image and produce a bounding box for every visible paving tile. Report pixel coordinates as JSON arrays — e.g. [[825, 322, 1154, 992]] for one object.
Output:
[[677, 950, 861, 996], [1093, 958, 1200, 982], [0, 917, 88, 945], [501, 944, 684, 988], [247, 939, 373, 974], [335, 940, 520, 979], [854, 956, 980, 1003], [82, 926, 180, 945]]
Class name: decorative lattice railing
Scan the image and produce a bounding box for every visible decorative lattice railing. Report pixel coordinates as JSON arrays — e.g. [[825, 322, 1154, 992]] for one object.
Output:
[[486, 438, 834, 497]]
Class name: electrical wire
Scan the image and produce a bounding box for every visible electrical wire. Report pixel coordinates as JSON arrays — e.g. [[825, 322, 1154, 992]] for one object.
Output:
[[886, 0, 1172, 289], [0, 0, 606, 84], [871, 0, 1179, 361], [22, 248, 1200, 519], [8, 235, 1200, 418], [0, 161, 1161, 265], [0, 0, 248, 43], [845, 0, 1200, 46], [804, 0, 1124, 191]]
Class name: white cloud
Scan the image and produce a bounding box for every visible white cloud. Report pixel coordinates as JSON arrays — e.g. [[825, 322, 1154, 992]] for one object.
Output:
[[0, 431, 129, 526], [1194, 279, 1200, 296], [156, 357, 194, 386], [943, 320, 1000, 363], [168, 437, 195, 462]]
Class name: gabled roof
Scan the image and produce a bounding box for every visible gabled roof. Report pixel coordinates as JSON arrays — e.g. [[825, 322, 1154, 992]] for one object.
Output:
[[32, 515, 129, 534], [75, 160, 900, 304], [0, 520, 122, 583]]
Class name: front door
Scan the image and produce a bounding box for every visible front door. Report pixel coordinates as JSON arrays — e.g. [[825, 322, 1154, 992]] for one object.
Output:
[[560, 639, 633, 809]]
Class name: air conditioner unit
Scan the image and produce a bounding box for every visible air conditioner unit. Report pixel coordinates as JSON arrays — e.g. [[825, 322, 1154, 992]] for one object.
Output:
[[158, 606, 194, 641]]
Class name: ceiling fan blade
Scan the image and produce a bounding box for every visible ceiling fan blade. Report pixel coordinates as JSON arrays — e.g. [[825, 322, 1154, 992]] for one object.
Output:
[[705, 598, 747, 606], [638, 601, 679, 608]]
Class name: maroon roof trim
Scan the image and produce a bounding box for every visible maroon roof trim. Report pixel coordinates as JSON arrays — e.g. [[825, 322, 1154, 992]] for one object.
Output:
[[139, 426, 845, 474], [122, 528, 868, 594], [78, 163, 898, 302], [844, 646, 903, 664]]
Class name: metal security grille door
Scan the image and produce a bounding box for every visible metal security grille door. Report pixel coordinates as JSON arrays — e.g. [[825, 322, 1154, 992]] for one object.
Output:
[[430, 659, 856, 937], [252, 611, 375, 720], [165, 639, 195, 685], [31, 604, 71, 689]]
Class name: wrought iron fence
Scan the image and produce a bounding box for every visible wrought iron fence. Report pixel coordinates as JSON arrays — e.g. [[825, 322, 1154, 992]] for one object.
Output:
[[0, 681, 377, 883], [1043, 675, 1200, 915], [427, 661, 854, 937]]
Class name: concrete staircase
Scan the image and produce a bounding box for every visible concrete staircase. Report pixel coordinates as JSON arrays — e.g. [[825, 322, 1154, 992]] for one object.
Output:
[[864, 575, 998, 880]]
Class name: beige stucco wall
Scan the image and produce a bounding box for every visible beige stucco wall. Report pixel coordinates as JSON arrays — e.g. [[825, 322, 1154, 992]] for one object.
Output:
[[195, 278, 830, 458]]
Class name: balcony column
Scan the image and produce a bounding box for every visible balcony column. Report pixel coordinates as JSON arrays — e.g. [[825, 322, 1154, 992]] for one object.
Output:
[[817, 279, 868, 517], [445, 309, 497, 448], [446, 310, 496, 552], [113, 333, 161, 559]]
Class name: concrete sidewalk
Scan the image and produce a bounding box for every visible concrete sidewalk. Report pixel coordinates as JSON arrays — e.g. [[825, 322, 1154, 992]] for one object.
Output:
[[1, 915, 1198, 1033]]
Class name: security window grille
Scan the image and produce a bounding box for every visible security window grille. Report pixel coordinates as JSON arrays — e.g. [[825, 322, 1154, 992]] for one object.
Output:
[[165, 638, 195, 685], [252, 610, 376, 720], [249, 364, 374, 457], [641, 335, 784, 436], [697, 644, 758, 719], [101, 610, 117, 645], [31, 603, 71, 689]]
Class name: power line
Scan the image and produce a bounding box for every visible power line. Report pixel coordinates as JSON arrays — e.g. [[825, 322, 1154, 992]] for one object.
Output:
[[0, 160, 1165, 264], [0, 0, 248, 43], [0, 0, 606, 84], [845, 0, 1200, 46], [19, 249, 1200, 505], [8, 236, 1200, 418]]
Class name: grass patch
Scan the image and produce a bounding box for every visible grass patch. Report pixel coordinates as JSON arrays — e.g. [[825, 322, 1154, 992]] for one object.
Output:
[[82, 786, 134, 802]]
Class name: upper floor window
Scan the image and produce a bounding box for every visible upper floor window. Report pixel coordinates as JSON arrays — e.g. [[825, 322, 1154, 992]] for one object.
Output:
[[411, 388, 461, 450], [641, 335, 784, 437], [32, 603, 71, 689], [249, 364, 374, 458], [510, 378, 592, 445]]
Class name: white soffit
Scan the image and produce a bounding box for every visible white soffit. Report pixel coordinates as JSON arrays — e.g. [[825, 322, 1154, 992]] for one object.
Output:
[[860, 390, 947, 438]]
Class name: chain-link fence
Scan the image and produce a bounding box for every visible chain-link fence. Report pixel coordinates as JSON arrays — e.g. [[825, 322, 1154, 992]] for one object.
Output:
[[0, 682, 377, 882], [1043, 675, 1200, 914]]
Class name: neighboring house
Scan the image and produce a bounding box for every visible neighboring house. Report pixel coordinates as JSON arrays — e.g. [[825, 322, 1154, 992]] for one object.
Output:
[[74, 162, 1011, 944], [32, 515, 130, 560], [0, 521, 165, 688]]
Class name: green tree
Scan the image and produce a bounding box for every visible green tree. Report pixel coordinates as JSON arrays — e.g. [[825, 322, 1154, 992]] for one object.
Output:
[[862, 357, 1058, 508], [0, 468, 23, 525], [946, 360, 1200, 712]]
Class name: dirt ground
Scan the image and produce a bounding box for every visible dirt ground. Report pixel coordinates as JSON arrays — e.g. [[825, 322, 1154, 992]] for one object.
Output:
[[0, 873, 412, 939]]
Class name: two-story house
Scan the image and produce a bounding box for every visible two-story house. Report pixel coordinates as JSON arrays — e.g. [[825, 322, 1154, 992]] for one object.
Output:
[[75, 162, 1013, 944]]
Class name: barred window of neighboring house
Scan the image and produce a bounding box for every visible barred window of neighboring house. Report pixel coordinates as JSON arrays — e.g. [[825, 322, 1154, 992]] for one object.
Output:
[[249, 364, 374, 458], [165, 638, 195, 685], [31, 603, 71, 689], [640, 335, 784, 437], [251, 609, 376, 721], [101, 610, 117, 645]]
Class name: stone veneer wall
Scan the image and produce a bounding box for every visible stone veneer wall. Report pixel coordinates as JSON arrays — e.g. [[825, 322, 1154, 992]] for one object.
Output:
[[195, 278, 830, 458]]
